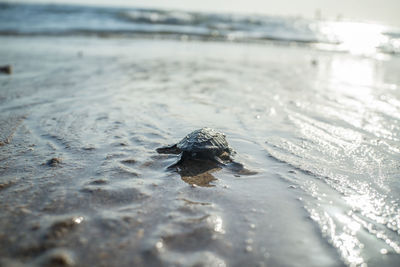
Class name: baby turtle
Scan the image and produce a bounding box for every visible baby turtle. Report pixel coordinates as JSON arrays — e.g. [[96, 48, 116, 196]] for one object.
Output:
[[156, 127, 235, 165]]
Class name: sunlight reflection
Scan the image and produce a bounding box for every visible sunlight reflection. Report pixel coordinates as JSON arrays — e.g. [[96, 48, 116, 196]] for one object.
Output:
[[208, 215, 225, 234], [320, 57, 398, 141], [344, 194, 385, 222], [73, 216, 84, 224], [336, 232, 364, 265], [329, 58, 376, 88], [307, 207, 364, 266], [323, 56, 400, 142], [336, 213, 361, 235], [333, 214, 364, 265], [352, 213, 400, 254], [317, 57, 374, 129], [320, 21, 389, 56]]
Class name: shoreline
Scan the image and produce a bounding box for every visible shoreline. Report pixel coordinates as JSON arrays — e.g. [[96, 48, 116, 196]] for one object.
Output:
[[1, 35, 400, 266]]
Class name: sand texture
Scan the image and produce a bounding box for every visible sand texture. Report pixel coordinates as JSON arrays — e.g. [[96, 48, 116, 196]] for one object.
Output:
[[0, 36, 400, 267]]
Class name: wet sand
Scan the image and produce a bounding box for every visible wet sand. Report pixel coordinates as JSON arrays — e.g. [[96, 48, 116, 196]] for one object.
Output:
[[1, 36, 400, 266]]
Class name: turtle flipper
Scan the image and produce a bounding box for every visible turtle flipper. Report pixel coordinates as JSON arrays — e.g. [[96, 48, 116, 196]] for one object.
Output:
[[213, 155, 227, 166], [227, 161, 244, 172], [166, 155, 185, 170], [227, 161, 257, 175], [156, 144, 181, 154]]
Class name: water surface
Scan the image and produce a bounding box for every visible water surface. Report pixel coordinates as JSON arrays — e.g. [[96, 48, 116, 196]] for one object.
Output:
[[0, 3, 400, 267]]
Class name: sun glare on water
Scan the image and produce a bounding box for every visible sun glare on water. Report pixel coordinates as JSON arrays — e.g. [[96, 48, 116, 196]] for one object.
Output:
[[319, 21, 390, 56]]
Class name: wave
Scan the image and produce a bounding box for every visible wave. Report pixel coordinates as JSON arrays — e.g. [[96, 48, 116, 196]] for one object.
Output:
[[1, 2, 399, 56]]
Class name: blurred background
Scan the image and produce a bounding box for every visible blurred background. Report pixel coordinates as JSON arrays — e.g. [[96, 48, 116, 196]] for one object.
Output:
[[2, 0, 400, 57], [7, 0, 400, 27]]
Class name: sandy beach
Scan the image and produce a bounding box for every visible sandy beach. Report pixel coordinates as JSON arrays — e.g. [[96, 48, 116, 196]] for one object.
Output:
[[1, 19, 400, 267]]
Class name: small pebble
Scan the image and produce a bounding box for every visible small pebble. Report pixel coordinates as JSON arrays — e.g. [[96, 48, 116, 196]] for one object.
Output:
[[0, 65, 12, 75], [37, 249, 75, 267], [311, 59, 318, 66], [46, 157, 62, 167], [89, 178, 108, 185]]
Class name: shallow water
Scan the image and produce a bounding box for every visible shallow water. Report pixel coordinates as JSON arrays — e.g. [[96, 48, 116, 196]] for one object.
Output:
[[0, 36, 400, 266]]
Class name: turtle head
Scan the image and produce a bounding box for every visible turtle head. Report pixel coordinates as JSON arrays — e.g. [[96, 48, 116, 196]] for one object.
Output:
[[156, 144, 181, 154]]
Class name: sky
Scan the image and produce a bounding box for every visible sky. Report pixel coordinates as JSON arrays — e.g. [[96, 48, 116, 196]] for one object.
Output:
[[5, 0, 400, 27]]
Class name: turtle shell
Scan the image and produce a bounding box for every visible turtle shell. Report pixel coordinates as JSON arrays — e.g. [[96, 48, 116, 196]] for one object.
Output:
[[177, 128, 231, 156]]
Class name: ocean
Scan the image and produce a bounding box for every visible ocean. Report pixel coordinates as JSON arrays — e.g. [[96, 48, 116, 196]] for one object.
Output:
[[0, 2, 400, 267], [1, 2, 399, 56]]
